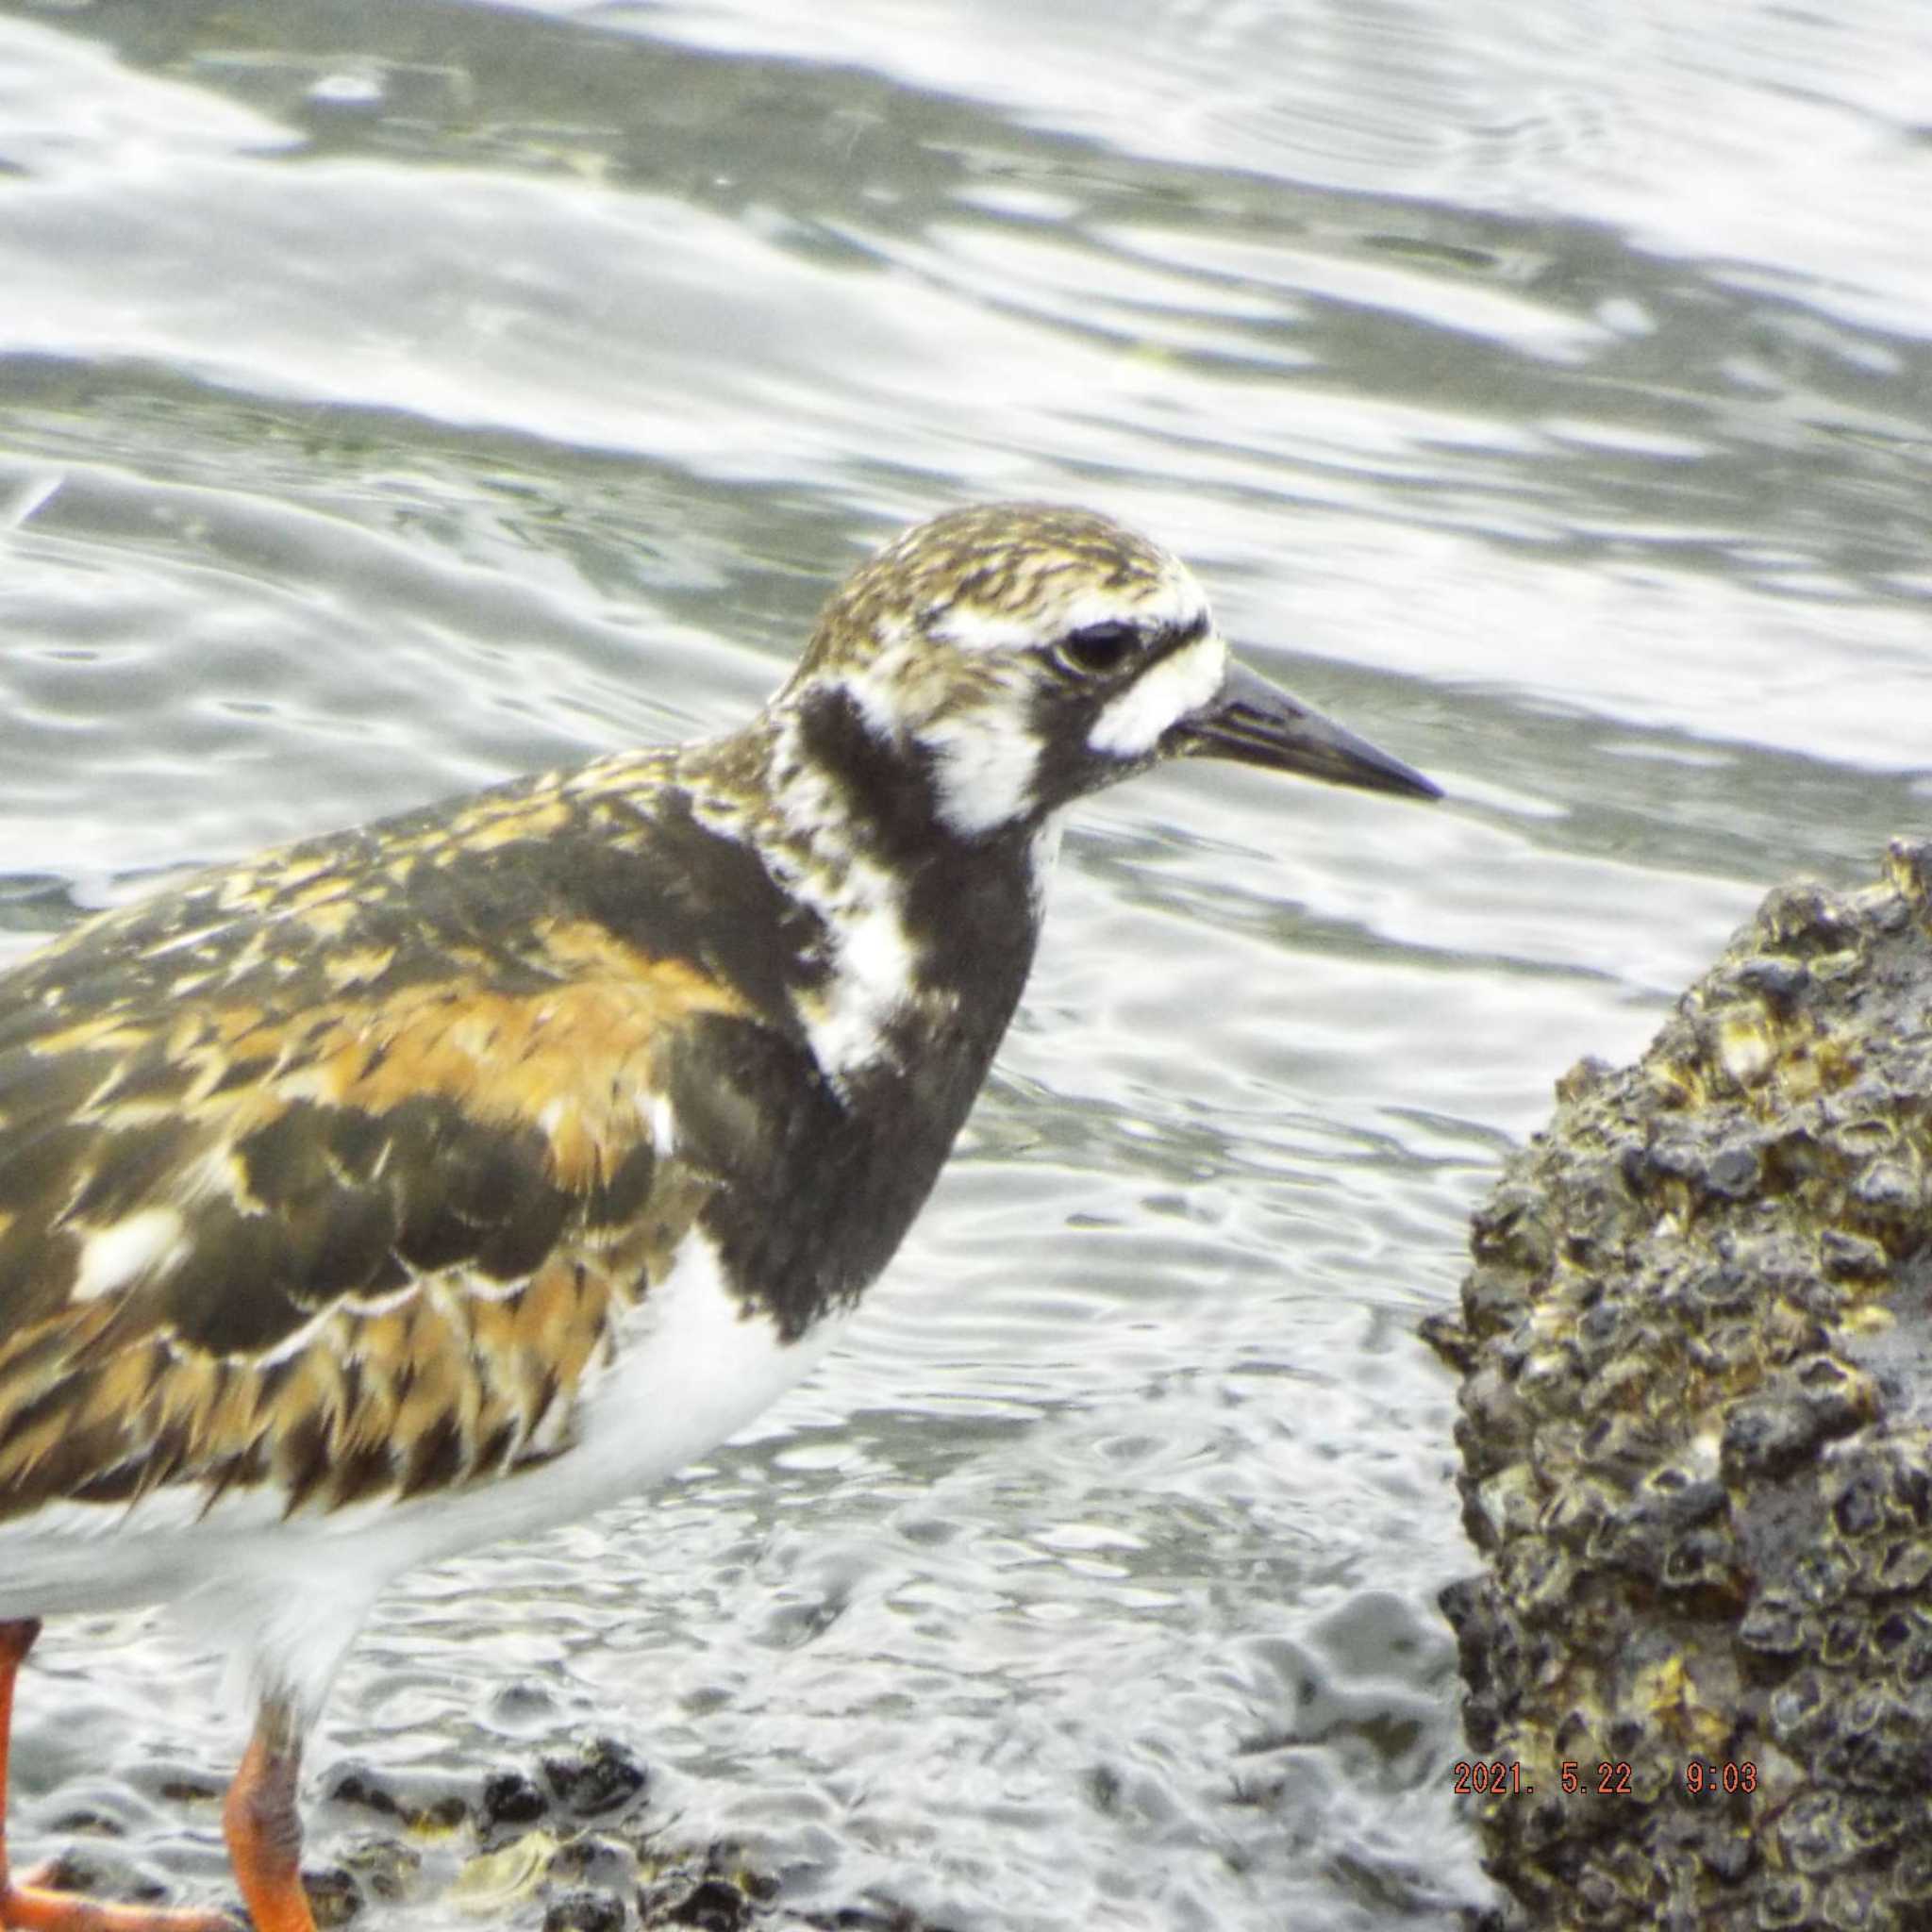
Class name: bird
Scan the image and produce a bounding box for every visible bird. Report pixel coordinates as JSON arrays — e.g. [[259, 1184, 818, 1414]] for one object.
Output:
[[0, 501, 1438, 1931]]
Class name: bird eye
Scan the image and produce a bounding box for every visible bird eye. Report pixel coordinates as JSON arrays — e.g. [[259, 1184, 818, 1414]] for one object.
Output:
[[1057, 622, 1139, 676]]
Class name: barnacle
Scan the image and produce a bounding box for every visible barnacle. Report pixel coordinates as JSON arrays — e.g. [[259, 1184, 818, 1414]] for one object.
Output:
[[1427, 839, 1932, 1931]]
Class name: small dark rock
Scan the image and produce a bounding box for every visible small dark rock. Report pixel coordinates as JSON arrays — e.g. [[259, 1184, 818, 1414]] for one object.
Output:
[[301, 1863, 364, 1928], [545, 1833, 638, 1893], [544, 1888, 626, 1932], [325, 1762, 400, 1819], [541, 1736, 649, 1820], [664, 1877, 752, 1930], [481, 1768, 550, 1833], [325, 1760, 470, 1833], [330, 1830, 421, 1905]]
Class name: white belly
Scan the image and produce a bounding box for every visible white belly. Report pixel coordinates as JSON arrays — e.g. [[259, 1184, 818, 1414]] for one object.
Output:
[[0, 1230, 847, 1721]]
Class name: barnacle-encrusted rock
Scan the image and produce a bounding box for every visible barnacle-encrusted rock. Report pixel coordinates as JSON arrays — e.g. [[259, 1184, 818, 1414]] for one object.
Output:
[[1427, 839, 1932, 1932]]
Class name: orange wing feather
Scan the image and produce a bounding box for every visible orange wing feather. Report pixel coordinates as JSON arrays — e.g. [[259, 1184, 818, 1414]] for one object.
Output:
[[0, 769, 751, 1524]]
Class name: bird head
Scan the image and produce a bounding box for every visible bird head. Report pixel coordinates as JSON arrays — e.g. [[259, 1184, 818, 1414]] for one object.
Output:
[[783, 502, 1439, 840]]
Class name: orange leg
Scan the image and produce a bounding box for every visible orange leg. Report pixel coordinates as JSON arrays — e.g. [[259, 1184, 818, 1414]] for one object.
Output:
[[0, 1617, 240, 1932], [218, 1711, 312, 1932]]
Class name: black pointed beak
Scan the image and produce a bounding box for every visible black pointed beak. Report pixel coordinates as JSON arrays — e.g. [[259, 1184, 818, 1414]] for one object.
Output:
[[1173, 659, 1441, 801]]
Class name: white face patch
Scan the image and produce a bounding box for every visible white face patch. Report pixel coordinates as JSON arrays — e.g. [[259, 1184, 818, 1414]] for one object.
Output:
[[923, 703, 1044, 838], [1087, 630, 1230, 759], [829, 641, 1042, 837]]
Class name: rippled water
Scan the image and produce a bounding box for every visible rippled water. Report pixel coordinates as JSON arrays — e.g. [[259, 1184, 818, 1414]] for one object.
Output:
[[2, 1, 1929, 1926]]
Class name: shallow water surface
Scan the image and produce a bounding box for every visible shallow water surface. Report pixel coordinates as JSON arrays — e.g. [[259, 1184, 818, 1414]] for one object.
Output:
[[1, 1, 1929, 1926]]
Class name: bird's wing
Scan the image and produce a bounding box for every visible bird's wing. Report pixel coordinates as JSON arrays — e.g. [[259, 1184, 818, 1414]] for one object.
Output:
[[0, 768, 762, 1522]]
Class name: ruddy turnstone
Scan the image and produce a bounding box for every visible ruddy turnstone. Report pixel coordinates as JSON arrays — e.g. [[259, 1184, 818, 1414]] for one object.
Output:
[[0, 502, 1437, 1930]]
